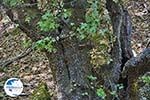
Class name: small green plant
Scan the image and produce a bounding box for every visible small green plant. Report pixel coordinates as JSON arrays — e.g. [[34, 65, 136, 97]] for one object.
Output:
[[117, 84, 124, 90], [87, 75, 97, 81], [38, 11, 59, 32], [77, 0, 100, 40], [35, 37, 56, 52], [96, 86, 106, 99], [141, 76, 150, 85], [30, 82, 51, 100], [62, 9, 72, 19]]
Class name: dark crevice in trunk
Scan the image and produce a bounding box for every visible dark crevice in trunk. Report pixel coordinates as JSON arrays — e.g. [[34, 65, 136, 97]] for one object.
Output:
[[106, 0, 133, 99], [105, 0, 123, 91], [122, 48, 150, 100], [118, 10, 133, 100], [119, 7, 133, 92], [119, 57, 129, 90], [59, 40, 71, 80]]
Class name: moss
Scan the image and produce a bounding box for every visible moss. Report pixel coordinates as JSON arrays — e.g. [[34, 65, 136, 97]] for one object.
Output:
[[30, 82, 51, 100]]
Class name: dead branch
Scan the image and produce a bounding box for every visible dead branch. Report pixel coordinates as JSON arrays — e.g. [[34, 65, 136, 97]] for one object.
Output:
[[146, 39, 150, 48], [0, 45, 34, 67], [0, 3, 41, 41], [122, 48, 150, 78]]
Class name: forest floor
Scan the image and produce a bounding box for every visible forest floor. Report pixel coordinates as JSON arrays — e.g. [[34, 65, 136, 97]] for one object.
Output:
[[0, 0, 149, 100]]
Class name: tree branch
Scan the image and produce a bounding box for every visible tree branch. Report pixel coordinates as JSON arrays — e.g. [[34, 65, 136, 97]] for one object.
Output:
[[15, 3, 38, 8], [122, 48, 150, 78], [0, 3, 42, 42], [0, 45, 34, 67], [146, 39, 150, 48]]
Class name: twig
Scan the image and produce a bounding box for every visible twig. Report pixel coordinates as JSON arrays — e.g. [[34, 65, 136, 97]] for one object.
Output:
[[0, 22, 12, 34], [16, 3, 38, 8], [146, 39, 150, 48], [0, 45, 34, 67]]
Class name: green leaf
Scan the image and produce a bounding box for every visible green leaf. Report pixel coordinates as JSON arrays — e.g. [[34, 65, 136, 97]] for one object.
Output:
[[38, 11, 59, 32], [141, 76, 150, 84], [96, 87, 106, 99], [87, 75, 97, 81], [63, 9, 72, 19], [35, 37, 56, 52]]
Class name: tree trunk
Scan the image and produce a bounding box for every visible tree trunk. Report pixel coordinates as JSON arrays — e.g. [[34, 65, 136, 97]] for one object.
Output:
[[46, 38, 100, 100], [122, 48, 150, 100], [1, 1, 101, 99], [105, 0, 133, 99], [1, 0, 149, 99], [45, 1, 100, 99]]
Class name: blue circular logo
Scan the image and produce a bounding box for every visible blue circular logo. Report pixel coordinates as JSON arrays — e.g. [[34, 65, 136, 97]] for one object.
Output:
[[4, 78, 23, 97]]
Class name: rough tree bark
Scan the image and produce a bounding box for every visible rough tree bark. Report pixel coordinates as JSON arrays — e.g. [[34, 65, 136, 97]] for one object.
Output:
[[44, 0, 101, 99], [105, 0, 133, 99], [0, 0, 100, 100], [122, 48, 150, 100], [106, 0, 150, 100], [1, 0, 150, 100], [46, 38, 100, 100]]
